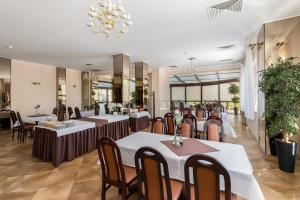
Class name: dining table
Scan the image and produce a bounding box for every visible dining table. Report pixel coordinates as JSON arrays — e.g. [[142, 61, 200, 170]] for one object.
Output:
[[128, 111, 150, 131], [116, 132, 264, 200], [70, 110, 95, 118], [22, 114, 57, 125]]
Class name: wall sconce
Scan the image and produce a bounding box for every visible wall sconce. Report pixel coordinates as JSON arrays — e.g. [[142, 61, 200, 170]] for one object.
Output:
[[276, 42, 285, 47], [248, 43, 256, 49], [32, 81, 41, 85], [257, 42, 264, 49], [73, 85, 77, 88]]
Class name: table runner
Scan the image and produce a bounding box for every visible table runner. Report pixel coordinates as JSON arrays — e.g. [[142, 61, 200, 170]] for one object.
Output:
[[161, 139, 218, 156], [78, 117, 108, 127], [129, 116, 150, 131], [116, 132, 264, 200]]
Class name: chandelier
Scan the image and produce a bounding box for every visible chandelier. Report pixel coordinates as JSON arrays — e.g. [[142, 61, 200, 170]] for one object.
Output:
[[186, 57, 197, 75], [87, 0, 133, 38], [207, 0, 243, 20]]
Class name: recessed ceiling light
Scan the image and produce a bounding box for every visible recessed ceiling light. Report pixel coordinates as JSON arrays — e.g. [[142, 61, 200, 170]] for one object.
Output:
[[7, 45, 14, 49]]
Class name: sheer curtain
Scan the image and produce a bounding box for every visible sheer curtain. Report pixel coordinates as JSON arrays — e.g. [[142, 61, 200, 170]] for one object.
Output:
[[240, 49, 256, 120]]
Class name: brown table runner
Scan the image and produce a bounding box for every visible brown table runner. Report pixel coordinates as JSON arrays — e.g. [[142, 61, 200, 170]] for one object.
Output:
[[78, 118, 108, 127], [27, 114, 49, 117], [161, 139, 218, 156]]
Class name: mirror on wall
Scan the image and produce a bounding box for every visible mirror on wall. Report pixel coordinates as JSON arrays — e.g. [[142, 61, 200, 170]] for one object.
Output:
[[0, 57, 11, 129], [56, 67, 66, 110]]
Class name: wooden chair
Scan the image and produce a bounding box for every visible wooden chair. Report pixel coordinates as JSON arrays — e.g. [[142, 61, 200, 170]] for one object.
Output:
[[10, 111, 19, 140], [57, 110, 65, 121], [52, 107, 58, 115], [164, 113, 175, 135], [104, 104, 110, 114], [207, 115, 223, 124], [151, 117, 166, 134], [16, 112, 34, 142], [184, 154, 236, 200], [94, 103, 100, 116], [67, 107, 76, 119], [97, 137, 136, 200], [182, 114, 197, 138], [183, 108, 191, 116], [134, 147, 183, 200], [179, 122, 192, 138], [196, 108, 206, 120], [74, 107, 81, 119], [204, 119, 224, 142]]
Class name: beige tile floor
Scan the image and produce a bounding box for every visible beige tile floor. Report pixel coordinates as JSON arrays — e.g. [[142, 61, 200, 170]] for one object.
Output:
[[0, 116, 299, 200]]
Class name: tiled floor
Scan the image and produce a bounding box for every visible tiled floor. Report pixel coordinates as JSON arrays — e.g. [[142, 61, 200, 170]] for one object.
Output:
[[0, 116, 299, 200]]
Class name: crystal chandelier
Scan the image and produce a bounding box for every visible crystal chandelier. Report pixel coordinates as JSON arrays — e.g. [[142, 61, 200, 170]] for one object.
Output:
[[87, 0, 133, 38], [186, 57, 196, 75]]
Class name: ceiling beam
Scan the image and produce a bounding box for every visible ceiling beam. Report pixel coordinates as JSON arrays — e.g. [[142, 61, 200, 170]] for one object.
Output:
[[170, 78, 239, 87], [174, 75, 185, 84], [194, 74, 201, 83]]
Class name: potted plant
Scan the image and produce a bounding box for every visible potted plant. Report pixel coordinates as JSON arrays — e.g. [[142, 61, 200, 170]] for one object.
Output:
[[259, 57, 300, 173], [228, 83, 240, 115]]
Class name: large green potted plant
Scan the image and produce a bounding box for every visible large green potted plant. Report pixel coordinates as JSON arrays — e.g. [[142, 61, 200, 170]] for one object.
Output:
[[228, 83, 240, 115], [259, 57, 300, 173]]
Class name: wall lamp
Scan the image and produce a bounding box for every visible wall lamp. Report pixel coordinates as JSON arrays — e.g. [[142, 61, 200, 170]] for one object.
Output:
[[32, 82, 41, 85]]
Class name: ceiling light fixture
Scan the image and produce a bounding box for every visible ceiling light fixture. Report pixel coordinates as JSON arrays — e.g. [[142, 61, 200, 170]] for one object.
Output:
[[87, 0, 133, 38], [7, 45, 14, 49], [186, 57, 196, 75], [207, 0, 243, 20]]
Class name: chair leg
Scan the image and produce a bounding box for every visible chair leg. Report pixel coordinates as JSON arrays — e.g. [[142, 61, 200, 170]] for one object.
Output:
[[101, 182, 106, 200], [121, 185, 126, 200]]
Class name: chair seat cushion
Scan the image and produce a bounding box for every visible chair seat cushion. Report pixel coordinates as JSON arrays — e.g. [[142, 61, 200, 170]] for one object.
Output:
[[190, 185, 237, 200], [124, 166, 136, 184]]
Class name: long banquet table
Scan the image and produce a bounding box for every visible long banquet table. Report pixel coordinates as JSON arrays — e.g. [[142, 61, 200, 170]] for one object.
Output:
[[32, 115, 129, 166], [129, 111, 150, 131], [116, 132, 264, 200]]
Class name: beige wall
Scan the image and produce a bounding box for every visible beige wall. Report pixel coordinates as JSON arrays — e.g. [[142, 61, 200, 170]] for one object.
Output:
[[11, 60, 56, 116], [66, 68, 82, 109]]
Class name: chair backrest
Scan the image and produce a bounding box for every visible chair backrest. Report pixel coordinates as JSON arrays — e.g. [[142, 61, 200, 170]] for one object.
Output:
[[183, 108, 191, 116], [182, 114, 197, 138], [57, 110, 65, 121], [74, 107, 81, 119], [10, 111, 18, 125], [135, 147, 172, 200], [16, 112, 26, 134], [52, 107, 58, 115], [180, 122, 192, 138], [97, 137, 126, 187], [138, 107, 144, 112], [196, 108, 206, 119], [184, 154, 232, 200], [204, 119, 224, 142], [151, 117, 166, 134], [164, 113, 175, 135], [207, 115, 223, 124], [104, 104, 110, 114], [67, 107, 73, 118], [94, 103, 100, 116]]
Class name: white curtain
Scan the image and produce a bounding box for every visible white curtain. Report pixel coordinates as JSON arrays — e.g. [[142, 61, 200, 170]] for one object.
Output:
[[240, 49, 256, 120]]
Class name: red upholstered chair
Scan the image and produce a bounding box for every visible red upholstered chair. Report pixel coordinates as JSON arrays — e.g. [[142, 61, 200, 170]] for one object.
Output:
[[207, 115, 223, 124], [16, 112, 35, 142], [184, 154, 237, 200], [179, 122, 192, 138], [97, 137, 136, 200], [164, 113, 175, 135], [204, 119, 224, 142], [151, 117, 166, 134], [135, 147, 183, 200], [183, 108, 191, 116]]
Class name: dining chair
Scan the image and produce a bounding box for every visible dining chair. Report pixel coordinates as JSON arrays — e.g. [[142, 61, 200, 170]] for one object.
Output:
[[97, 137, 136, 200], [67, 107, 75, 119], [151, 117, 166, 134], [74, 107, 81, 119], [179, 122, 192, 138], [164, 113, 175, 135], [207, 115, 223, 124], [104, 104, 110, 114], [134, 147, 183, 200], [204, 119, 224, 142], [184, 154, 237, 200], [182, 114, 197, 138], [138, 107, 144, 112], [16, 112, 34, 142], [196, 108, 206, 120], [94, 103, 100, 116], [10, 111, 19, 140], [183, 108, 191, 116], [57, 110, 65, 121], [52, 107, 58, 115]]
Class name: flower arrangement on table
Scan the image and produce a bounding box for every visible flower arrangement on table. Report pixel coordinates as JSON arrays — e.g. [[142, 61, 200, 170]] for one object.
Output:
[[34, 104, 41, 115], [108, 103, 123, 115]]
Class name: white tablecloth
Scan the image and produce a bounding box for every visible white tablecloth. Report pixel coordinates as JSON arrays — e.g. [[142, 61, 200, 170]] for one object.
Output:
[[197, 119, 237, 138], [129, 111, 150, 118], [116, 132, 264, 200], [70, 110, 95, 118], [21, 114, 57, 124], [35, 120, 96, 137], [89, 114, 129, 123]]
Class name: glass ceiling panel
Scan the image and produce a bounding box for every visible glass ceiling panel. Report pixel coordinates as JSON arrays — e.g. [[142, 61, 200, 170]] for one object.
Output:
[[197, 74, 218, 80], [176, 76, 197, 81], [218, 72, 240, 79]]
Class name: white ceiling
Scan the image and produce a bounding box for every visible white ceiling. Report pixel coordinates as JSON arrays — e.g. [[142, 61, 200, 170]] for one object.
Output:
[[0, 0, 299, 71]]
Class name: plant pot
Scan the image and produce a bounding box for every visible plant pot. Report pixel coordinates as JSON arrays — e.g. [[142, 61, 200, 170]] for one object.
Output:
[[233, 107, 239, 115], [275, 138, 297, 173], [269, 133, 282, 156]]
